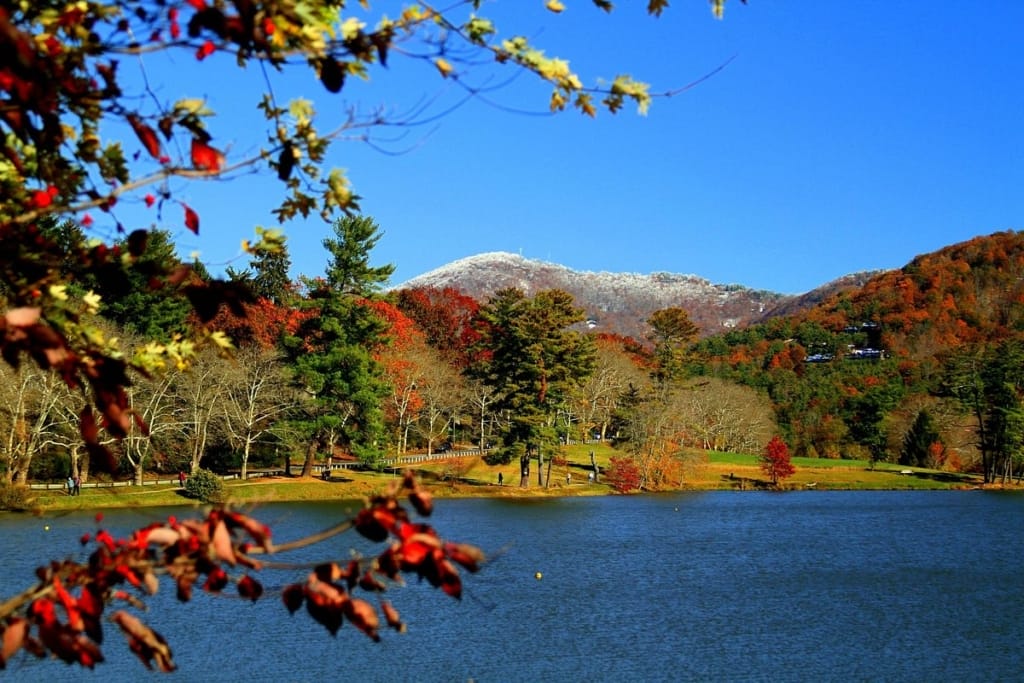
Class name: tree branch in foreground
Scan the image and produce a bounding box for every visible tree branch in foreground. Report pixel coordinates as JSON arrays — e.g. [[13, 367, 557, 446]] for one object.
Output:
[[0, 472, 483, 673]]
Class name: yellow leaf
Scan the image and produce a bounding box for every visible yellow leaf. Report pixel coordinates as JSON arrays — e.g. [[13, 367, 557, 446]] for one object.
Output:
[[210, 331, 235, 351], [546, 0, 566, 13], [576, 93, 597, 118], [434, 57, 454, 78], [341, 17, 366, 41], [83, 290, 102, 314], [550, 90, 567, 112]]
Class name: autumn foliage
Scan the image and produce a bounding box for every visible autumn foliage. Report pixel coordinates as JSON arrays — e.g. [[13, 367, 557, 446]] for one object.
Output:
[[760, 435, 795, 486], [0, 473, 481, 673], [606, 455, 643, 493]]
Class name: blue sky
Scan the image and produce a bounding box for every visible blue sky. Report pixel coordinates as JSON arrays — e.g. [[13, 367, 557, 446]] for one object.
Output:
[[122, 2, 1023, 295]]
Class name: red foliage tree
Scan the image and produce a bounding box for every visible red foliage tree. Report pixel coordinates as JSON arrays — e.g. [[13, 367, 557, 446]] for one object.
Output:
[[606, 455, 643, 493], [197, 297, 291, 350], [394, 287, 481, 368], [760, 435, 796, 486]]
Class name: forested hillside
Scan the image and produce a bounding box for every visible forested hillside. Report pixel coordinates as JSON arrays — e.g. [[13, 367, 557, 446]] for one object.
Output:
[[690, 230, 1024, 481]]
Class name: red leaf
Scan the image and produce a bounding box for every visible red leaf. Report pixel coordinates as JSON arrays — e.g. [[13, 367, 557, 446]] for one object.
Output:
[[1, 618, 27, 666], [343, 598, 380, 642], [183, 204, 200, 234], [110, 611, 175, 672], [237, 575, 263, 602], [144, 193, 155, 207], [444, 542, 485, 573], [190, 138, 224, 172], [282, 584, 305, 614], [211, 520, 235, 565], [195, 40, 215, 60], [381, 601, 405, 633], [31, 189, 52, 209], [202, 567, 228, 593], [409, 489, 433, 517], [127, 114, 161, 159]]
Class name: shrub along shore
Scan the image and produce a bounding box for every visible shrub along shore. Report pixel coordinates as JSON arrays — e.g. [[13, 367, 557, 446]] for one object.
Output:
[[24, 443, 995, 514]]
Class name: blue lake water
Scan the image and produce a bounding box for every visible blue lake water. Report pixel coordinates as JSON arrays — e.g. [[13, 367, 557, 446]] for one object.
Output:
[[0, 491, 1022, 682]]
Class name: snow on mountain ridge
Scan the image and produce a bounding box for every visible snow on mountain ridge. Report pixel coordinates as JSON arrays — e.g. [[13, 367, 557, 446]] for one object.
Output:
[[399, 251, 725, 294], [394, 251, 802, 339]]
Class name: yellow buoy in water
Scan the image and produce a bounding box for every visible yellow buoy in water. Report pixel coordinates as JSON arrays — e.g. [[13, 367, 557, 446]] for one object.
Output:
[[534, 571, 542, 580]]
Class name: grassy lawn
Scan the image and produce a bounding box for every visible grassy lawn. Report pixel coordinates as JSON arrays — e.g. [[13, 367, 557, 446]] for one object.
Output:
[[29, 442, 990, 513]]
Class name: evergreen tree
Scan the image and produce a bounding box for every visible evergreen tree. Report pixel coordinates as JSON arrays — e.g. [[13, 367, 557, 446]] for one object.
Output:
[[471, 288, 595, 479], [945, 340, 1024, 483], [901, 409, 941, 467], [226, 242, 295, 306], [323, 215, 394, 296], [91, 229, 196, 340], [283, 217, 393, 473], [647, 307, 700, 385]]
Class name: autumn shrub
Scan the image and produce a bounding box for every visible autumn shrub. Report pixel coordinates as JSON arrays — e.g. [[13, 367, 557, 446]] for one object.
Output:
[[606, 455, 642, 493], [645, 453, 687, 490], [0, 482, 36, 511], [183, 469, 226, 504]]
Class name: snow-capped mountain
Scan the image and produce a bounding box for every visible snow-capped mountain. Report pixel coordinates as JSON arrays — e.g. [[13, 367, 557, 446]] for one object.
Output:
[[395, 252, 879, 340]]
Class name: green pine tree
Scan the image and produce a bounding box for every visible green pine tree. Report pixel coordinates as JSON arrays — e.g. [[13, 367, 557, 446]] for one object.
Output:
[[900, 409, 941, 467], [283, 216, 393, 474], [471, 288, 595, 481]]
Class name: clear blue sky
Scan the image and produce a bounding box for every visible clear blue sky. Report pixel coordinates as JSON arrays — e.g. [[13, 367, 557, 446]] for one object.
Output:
[[124, 2, 1023, 295]]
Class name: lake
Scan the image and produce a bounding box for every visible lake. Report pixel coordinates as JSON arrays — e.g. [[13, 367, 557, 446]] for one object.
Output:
[[1, 491, 1022, 682]]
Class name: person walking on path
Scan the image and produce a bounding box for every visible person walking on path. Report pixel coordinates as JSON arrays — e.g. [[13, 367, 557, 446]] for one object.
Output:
[[66, 476, 74, 496], [73, 475, 80, 496]]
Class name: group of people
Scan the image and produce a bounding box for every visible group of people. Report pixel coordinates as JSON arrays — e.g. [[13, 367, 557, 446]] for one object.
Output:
[[65, 475, 81, 496]]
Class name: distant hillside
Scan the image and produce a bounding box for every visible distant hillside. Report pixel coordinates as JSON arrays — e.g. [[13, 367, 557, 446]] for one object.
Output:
[[686, 230, 1024, 463], [396, 252, 876, 340], [802, 230, 1024, 361]]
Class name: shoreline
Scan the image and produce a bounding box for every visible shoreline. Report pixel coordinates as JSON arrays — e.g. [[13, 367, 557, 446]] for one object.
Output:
[[20, 471, 1006, 515]]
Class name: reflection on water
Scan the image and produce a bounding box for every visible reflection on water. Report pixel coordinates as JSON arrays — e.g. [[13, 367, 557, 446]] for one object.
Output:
[[1, 491, 1022, 682]]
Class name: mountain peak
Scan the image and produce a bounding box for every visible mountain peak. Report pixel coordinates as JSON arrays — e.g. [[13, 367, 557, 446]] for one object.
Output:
[[396, 253, 867, 339]]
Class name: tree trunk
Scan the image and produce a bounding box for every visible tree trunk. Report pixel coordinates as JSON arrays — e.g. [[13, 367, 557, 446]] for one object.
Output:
[[14, 457, 29, 485], [301, 436, 317, 478], [134, 460, 144, 487], [79, 450, 90, 484], [479, 413, 486, 453], [519, 454, 530, 488], [241, 439, 251, 480], [590, 451, 599, 483]]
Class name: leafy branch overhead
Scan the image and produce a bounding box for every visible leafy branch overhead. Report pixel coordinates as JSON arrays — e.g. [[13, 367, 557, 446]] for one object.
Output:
[[1, 1, 738, 458], [3, 0, 739, 229]]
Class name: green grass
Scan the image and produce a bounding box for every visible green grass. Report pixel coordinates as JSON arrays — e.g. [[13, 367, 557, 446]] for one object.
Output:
[[25, 441, 991, 514]]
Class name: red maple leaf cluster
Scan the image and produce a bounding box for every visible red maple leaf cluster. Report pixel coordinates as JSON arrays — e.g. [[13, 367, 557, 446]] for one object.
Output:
[[283, 473, 482, 640], [0, 473, 483, 673]]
